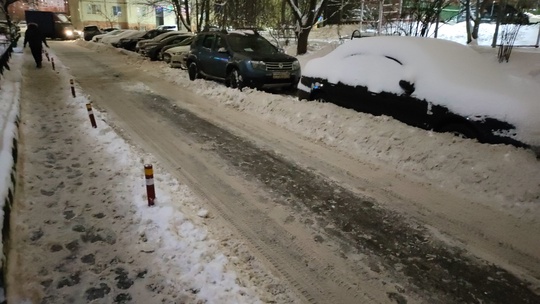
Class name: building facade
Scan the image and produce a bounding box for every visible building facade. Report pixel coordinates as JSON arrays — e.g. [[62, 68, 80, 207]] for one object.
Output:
[[68, 0, 178, 30]]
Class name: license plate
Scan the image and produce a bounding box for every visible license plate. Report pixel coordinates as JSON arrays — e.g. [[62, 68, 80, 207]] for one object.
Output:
[[273, 72, 290, 79]]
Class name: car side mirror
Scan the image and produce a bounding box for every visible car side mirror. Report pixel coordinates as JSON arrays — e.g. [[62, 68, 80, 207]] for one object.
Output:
[[399, 80, 415, 95]]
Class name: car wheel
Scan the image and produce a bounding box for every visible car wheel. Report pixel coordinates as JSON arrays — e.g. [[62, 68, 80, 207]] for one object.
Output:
[[439, 123, 478, 139], [227, 68, 244, 90], [163, 53, 171, 63], [188, 62, 199, 81]]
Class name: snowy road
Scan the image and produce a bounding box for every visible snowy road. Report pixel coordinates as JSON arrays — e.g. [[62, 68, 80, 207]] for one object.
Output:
[[45, 41, 540, 303]]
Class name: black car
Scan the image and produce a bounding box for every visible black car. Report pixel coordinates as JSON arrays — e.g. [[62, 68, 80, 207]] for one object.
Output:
[[141, 33, 193, 61], [117, 29, 171, 51], [298, 36, 540, 154], [186, 29, 301, 90], [135, 31, 183, 53], [158, 36, 195, 61], [83, 25, 102, 41]]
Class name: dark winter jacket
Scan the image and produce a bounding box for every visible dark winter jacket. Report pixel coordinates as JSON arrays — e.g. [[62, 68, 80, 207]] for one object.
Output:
[[24, 23, 49, 49]]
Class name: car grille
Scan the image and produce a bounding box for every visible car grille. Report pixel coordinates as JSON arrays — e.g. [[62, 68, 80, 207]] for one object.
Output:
[[265, 62, 293, 71]]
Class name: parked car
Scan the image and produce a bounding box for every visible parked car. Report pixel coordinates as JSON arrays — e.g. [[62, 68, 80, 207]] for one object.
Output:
[[186, 29, 301, 90], [92, 29, 123, 42], [156, 25, 178, 31], [158, 35, 195, 63], [116, 29, 170, 51], [83, 25, 102, 41], [141, 33, 193, 60], [298, 36, 540, 154], [102, 27, 119, 33], [135, 31, 183, 53], [162, 36, 195, 65], [101, 29, 140, 45], [17, 20, 27, 33]]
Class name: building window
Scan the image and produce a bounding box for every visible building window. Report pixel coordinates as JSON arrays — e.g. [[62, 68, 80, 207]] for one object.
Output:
[[112, 6, 122, 17], [86, 4, 101, 15]]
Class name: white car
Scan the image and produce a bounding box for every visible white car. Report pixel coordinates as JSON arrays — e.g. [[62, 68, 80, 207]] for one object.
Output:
[[101, 30, 140, 45], [162, 37, 194, 67], [92, 29, 123, 43], [168, 46, 191, 68], [17, 21, 27, 33]]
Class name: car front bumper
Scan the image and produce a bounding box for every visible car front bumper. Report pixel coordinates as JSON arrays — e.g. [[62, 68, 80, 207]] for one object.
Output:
[[242, 70, 301, 89]]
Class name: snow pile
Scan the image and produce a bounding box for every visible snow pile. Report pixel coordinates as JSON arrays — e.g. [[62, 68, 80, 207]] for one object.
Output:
[[75, 27, 540, 217]]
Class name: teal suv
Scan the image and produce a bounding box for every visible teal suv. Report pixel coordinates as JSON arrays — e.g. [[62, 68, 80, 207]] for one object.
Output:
[[186, 29, 301, 90]]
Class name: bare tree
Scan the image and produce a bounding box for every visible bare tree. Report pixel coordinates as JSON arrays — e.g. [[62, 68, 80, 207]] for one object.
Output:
[[1, 0, 20, 41], [461, 0, 493, 43], [0, 0, 19, 74], [97, 0, 115, 28], [286, 0, 329, 55], [394, 0, 450, 37]]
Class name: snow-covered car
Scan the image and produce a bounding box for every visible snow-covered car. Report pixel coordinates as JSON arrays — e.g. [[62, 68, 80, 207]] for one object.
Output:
[[135, 31, 183, 53], [156, 25, 178, 31], [115, 29, 170, 50], [298, 36, 540, 154], [141, 33, 193, 61], [83, 25, 102, 41], [92, 29, 123, 43], [525, 12, 540, 24], [160, 35, 194, 63], [101, 29, 140, 45]]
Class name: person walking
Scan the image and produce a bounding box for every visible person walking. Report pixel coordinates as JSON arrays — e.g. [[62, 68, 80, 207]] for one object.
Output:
[[24, 23, 49, 68]]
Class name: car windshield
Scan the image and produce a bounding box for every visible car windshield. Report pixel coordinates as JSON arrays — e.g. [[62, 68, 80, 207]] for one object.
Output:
[[227, 34, 277, 54], [107, 30, 123, 36], [154, 32, 179, 41]]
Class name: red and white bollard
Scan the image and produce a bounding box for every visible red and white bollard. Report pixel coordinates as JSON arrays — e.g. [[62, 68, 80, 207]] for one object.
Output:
[[70, 79, 76, 97], [51, 57, 55, 70], [85, 103, 97, 128], [144, 164, 156, 206]]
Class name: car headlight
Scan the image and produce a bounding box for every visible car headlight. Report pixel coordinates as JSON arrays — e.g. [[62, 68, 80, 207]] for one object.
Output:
[[292, 60, 300, 70], [250, 60, 267, 70], [65, 29, 73, 36]]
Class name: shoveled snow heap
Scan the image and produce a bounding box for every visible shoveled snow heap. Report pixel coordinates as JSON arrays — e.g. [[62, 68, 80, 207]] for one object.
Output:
[[76, 24, 540, 221]]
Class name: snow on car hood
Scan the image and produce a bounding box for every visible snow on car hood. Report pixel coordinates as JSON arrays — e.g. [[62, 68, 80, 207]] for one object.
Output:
[[303, 36, 540, 146]]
